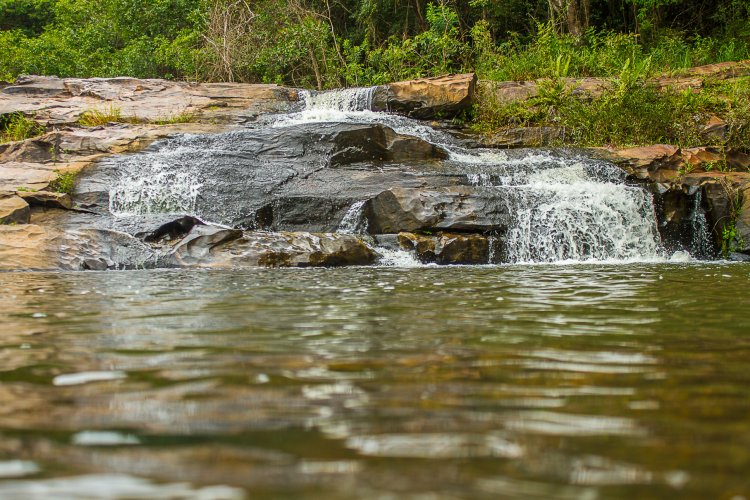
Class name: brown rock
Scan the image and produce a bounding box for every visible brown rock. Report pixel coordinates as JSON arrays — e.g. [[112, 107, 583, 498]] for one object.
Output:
[[1, 75, 297, 126], [0, 161, 59, 192], [373, 73, 476, 119], [0, 195, 30, 224], [600, 145, 682, 181], [0, 224, 52, 269], [398, 232, 491, 264], [0, 224, 156, 271], [479, 127, 564, 148], [701, 115, 728, 142]]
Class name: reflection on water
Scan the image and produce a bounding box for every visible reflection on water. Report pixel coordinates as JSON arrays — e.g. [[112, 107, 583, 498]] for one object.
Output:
[[0, 264, 749, 498]]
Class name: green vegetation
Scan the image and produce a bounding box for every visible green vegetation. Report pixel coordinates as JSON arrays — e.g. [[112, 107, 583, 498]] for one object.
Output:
[[474, 71, 750, 149], [151, 109, 196, 125], [78, 105, 138, 127], [1, 0, 749, 147], [0, 112, 45, 143], [47, 169, 76, 194]]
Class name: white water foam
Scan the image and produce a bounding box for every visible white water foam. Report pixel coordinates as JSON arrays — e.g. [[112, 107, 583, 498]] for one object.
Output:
[[106, 83, 678, 265], [376, 247, 424, 267], [337, 200, 368, 234], [109, 152, 202, 216]]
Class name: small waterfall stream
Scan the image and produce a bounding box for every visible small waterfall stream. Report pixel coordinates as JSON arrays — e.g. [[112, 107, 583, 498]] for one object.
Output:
[[104, 85, 679, 265]]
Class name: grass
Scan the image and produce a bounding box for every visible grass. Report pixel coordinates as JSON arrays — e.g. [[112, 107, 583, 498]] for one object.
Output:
[[78, 105, 140, 127], [78, 105, 197, 126], [472, 73, 750, 150], [0, 113, 45, 143], [48, 170, 77, 195], [151, 109, 197, 125]]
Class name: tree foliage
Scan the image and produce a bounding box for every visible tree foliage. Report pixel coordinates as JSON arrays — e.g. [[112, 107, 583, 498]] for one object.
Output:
[[0, 0, 748, 85]]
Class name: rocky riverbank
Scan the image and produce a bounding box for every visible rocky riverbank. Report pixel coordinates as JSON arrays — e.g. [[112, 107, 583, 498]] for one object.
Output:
[[1, 69, 748, 270]]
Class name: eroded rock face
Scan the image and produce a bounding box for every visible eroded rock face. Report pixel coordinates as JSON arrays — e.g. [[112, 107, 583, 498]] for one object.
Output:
[[372, 73, 476, 119], [0, 225, 156, 271], [365, 187, 513, 234], [0, 75, 297, 126], [735, 183, 750, 253], [398, 232, 493, 264]]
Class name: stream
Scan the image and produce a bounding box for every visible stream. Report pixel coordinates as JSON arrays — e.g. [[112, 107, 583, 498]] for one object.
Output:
[[1, 88, 748, 499]]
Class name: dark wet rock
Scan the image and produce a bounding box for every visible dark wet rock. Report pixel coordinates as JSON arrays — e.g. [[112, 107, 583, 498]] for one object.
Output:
[[79, 122, 458, 232], [328, 124, 447, 165], [163, 229, 376, 268], [734, 183, 750, 254], [365, 187, 512, 234], [372, 74, 476, 119], [0, 194, 30, 224], [649, 184, 715, 258], [142, 216, 204, 243], [398, 232, 492, 264]]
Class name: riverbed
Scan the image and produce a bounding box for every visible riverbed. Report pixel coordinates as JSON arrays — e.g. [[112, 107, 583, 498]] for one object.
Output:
[[1, 263, 748, 498]]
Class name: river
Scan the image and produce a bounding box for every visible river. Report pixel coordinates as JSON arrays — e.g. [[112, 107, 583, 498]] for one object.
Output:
[[0, 264, 749, 498]]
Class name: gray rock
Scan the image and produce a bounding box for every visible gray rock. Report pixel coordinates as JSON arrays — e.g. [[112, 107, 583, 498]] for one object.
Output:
[[365, 187, 513, 234]]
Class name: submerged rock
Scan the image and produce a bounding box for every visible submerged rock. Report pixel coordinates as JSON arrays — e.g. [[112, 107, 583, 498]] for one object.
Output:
[[164, 228, 376, 268]]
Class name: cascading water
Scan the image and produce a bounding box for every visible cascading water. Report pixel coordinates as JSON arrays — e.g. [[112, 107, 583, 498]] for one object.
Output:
[[337, 200, 368, 234], [103, 84, 675, 264]]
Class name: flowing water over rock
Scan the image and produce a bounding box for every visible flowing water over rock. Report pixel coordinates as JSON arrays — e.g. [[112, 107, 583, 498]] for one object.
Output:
[[76, 86, 675, 266]]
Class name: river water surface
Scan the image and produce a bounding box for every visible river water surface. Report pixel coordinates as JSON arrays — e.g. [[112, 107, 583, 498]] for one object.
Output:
[[1, 264, 749, 499]]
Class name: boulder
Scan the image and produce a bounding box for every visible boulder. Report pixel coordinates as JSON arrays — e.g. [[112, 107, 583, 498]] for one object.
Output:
[[604, 144, 682, 181], [398, 232, 492, 264], [365, 187, 513, 234], [0, 161, 59, 192], [372, 73, 476, 119], [164, 228, 376, 268], [0, 195, 30, 224]]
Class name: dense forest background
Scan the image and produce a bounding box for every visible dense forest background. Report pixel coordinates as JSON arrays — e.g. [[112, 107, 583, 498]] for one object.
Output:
[[1, 0, 749, 87]]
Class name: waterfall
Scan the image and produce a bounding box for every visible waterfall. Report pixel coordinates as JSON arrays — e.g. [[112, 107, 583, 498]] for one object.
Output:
[[688, 190, 713, 258], [337, 200, 368, 234], [300, 87, 377, 112], [99, 83, 672, 264], [109, 157, 201, 216]]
